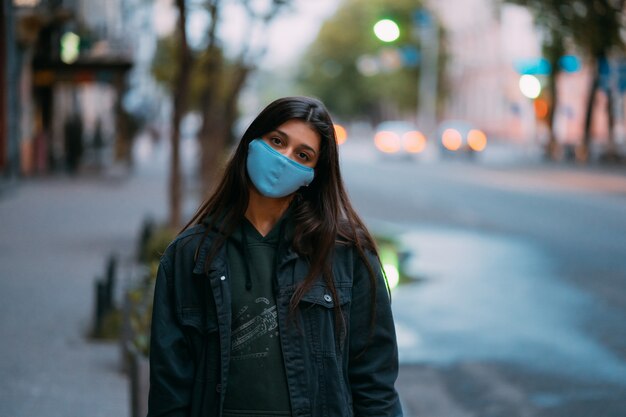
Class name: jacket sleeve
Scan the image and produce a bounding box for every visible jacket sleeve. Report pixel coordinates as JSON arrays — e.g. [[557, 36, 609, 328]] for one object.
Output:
[[348, 249, 403, 417], [147, 257, 194, 417]]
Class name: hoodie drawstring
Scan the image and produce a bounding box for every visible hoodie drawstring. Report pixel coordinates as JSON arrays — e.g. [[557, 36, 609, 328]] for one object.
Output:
[[239, 220, 287, 292]]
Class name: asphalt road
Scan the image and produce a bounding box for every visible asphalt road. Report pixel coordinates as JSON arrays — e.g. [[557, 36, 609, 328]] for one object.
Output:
[[339, 139, 626, 417]]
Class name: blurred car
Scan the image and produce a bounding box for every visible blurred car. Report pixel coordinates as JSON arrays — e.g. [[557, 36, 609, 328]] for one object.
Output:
[[436, 120, 487, 157], [373, 120, 427, 158]]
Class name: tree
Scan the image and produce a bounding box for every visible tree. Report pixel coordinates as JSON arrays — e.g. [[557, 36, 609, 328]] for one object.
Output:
[[195, 0, 291, 195], [504, 0, 625, 162], [297, 0, 444, 123], [570, 0, 625, 162], [505, 0, 567, 160], [151, 0, 292, 226], [169, 0, 192, 229]]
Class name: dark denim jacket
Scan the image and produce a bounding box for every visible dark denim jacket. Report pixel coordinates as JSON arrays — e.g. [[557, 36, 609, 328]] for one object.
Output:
[[147, 224, 403, 417]]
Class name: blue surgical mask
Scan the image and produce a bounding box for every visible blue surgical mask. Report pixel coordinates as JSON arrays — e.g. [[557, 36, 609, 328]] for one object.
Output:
[[246, 139, 315, 198]]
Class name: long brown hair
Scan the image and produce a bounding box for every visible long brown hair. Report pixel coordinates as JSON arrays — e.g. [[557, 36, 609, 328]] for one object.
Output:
[[183, 96, 381, 334]]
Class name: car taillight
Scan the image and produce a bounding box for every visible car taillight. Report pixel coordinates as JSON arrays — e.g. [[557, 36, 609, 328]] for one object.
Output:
[[442, 128, 462, 151], [402, 131, 426, 153], [375, 131, 401, 153], [468, 129, 487, 151]]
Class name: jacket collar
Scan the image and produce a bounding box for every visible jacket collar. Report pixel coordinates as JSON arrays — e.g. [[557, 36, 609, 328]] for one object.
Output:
[[192, 228, 226, 275]]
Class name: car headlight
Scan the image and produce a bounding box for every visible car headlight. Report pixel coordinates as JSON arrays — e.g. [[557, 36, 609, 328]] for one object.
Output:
[[375, 131, 401, 153], [403, 131, 427, 153], [467, 129, 487, 152], [441, 128, 462, 151]]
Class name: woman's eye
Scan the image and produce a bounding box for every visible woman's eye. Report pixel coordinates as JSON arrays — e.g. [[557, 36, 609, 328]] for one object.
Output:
[[271, 137, 282, 146], [298, 152, 310, 161]]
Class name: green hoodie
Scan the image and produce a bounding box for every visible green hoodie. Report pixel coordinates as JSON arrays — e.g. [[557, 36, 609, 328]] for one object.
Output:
[[222, 213, 291, 417]]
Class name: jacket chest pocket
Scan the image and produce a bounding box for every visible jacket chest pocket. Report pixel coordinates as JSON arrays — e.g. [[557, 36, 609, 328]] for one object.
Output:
[[179, 307, 218, 333], [299, 284, 352, 357], [178, 306, 219, 364], [176, 274, 219, 336]]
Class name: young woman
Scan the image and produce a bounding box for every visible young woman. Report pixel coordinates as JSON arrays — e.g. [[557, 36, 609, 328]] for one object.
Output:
[[147, 96, 403, 417]]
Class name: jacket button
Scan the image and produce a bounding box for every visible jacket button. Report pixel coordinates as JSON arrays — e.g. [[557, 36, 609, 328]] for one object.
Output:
[[220, 275, 226, 281], [323, 294, 332, 303], [216, 383, 222, 392]]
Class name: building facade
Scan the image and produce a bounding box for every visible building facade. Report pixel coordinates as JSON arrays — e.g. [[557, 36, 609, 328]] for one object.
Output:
[[428, 0, 623, 151], [1, 0, 159, 178]]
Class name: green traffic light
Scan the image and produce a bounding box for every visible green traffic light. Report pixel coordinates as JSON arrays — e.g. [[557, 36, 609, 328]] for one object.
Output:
[[373, 19, 400, 43], [60, 32, 80, 64]]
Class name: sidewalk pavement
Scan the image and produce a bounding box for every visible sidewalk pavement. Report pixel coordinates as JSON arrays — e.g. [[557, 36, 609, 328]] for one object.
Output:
[[0, 162, 167, 416]]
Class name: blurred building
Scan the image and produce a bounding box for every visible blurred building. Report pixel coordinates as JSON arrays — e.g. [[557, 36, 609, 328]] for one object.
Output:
[[428, 0, 624, 148], [1, 0, 19, 178], [1, 0, 160, 178], [427, 0, 540, 142]]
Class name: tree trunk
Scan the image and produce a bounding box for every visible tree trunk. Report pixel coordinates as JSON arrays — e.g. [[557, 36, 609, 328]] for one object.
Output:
[[198, 64, 251, 195], [199, 109, 229, 198], [581, 56, 601, 163], [604, 84, 620, 162], [545, 58, 560, 161], [169, 0, 192, 229]]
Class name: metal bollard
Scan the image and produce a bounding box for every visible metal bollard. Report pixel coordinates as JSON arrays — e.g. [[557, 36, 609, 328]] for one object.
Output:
[[105, 253, 117, 312], [93, 278, 106, 336]]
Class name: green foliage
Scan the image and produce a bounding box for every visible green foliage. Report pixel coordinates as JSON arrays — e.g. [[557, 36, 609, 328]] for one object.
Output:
[[504, 0, 625, 59], [127, 261, 158, 356], [297, 0, 444, 121], [151, 33, 256, 117], [566, 0, 625, 57], [151, 36, 230, 111], [129, 225, 176, 356], [140, 225, 177, 264], [151, 35, 178, 91]]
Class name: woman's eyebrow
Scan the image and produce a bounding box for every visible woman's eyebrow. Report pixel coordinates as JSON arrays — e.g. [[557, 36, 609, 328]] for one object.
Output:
[[300, 144, 317, 155], [274, 129, 318, 155], [273, 129, 288, 139]]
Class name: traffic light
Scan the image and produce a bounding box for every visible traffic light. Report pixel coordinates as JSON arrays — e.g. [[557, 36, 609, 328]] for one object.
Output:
[[60, 31, 80, 64], [373, 19, 400, 43]]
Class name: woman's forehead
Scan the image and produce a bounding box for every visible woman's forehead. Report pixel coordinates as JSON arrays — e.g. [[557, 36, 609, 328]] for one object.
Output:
[[270, 119, 321, 151]]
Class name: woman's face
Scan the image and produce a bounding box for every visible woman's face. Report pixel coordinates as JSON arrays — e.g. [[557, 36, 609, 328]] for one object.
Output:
[[261, 119, 321, 169]]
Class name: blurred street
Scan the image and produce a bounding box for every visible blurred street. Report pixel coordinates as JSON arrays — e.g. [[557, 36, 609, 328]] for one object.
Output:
[[340, 138, 626, 416], [2, 135, 625, 416], [3, 0, 626, 416]]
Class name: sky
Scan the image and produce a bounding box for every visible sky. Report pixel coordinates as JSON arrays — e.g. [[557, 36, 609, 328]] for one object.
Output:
[[153, 0, 341, 70]]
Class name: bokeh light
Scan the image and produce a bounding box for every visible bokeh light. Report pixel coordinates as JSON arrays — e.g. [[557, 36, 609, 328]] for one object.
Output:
[[403, 131, 427, 153], [441, 128, 462, 151], [379, 244, 400, 290], [334, 124, 348, 145], [60, 32, 80, 64], [519, 74, 542, 99], [467, 129, 487, 152], [373, 19, 400, 43], [375, 131, 402, 153]]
